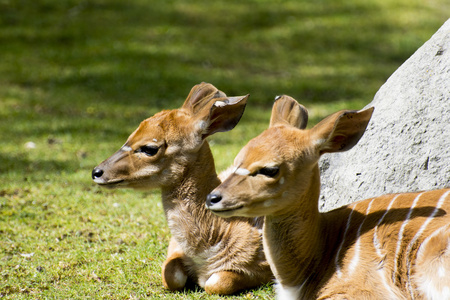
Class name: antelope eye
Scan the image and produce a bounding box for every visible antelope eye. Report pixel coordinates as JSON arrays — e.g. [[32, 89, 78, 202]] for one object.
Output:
[[138, 145, 160, 156], [257, 166, 280, 178]]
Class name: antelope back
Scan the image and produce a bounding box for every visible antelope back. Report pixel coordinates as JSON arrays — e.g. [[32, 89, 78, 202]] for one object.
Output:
[[92, 82, 248, 190]]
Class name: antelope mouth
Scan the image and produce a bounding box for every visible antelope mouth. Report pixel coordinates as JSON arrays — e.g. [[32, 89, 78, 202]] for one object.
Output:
[[94, 179, 125, 188], [207, 204, 244, 216]]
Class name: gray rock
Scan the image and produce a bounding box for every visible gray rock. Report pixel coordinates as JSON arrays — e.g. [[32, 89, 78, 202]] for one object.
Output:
[[319, 19, 450, 212]]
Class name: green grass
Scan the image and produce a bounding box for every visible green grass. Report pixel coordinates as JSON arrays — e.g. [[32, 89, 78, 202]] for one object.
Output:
[[0, 0, 448, 298]]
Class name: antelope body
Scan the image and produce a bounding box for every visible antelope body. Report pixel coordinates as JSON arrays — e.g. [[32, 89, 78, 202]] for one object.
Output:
[[92, 83, 271, 294], [206, 95, 450, 299]]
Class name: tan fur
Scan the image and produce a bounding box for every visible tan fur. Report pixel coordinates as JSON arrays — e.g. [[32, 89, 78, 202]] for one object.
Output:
[[207, 95, 450, 299], [92, 83, 271, 294]]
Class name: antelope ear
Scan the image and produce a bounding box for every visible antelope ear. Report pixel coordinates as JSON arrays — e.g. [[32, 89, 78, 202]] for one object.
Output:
[[197, 94, 249, 139], [269, 95, 308, 129], [182, 83, 248, 139], [182, 82, 226, 114], [311, 107, 374, 154]]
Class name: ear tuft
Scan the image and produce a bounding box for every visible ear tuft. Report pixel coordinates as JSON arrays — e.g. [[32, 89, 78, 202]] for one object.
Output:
[[269, 95, 308, 129]]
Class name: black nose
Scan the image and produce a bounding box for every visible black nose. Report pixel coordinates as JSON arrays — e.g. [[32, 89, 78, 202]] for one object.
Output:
[[92, 168, 104, 179], [206, 193, 222, 206]]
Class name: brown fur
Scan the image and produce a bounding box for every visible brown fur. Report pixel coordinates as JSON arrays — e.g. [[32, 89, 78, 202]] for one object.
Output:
[[207, 95, 450, 299], [92, 83, 272, 294]]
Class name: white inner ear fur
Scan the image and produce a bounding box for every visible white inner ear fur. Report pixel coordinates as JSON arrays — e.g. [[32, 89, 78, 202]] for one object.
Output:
[[214, 101, 227, 107]]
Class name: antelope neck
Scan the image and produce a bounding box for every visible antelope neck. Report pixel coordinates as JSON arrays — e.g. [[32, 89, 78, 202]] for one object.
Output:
[[161, 141, 221, 213], [262, 167, 331, 296]]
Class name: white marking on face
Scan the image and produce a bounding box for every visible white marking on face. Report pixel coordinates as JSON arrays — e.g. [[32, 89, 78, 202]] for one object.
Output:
[[153, 138, 158, 142], [335, 202, 357, 278], [280, 177, 285, 185], [373, 194, 400, 257], [392, 193, 422, 283], [121, 145, 132, 152], [235, 168, 250, 176]]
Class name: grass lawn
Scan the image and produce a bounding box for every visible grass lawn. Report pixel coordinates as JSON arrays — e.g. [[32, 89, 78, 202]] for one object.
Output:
[[0, 0, 448, 298]]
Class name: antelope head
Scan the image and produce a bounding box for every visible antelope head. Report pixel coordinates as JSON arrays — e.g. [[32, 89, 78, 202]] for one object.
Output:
[[92, 82, 248, 190], [206, 95, 374, 217]]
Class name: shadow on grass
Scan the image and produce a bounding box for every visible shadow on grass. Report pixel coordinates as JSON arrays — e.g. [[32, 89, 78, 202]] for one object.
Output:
[[1, 0, 446, 111], [0, 153, 76, 176]]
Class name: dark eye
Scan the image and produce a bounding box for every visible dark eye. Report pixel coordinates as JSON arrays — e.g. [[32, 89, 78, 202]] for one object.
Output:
[[257, 166, 280, 178], [139, 145, 159, 156]]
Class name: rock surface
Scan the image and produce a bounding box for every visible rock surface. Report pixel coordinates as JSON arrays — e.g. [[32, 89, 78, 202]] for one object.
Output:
[[319, 19, 450, 212]]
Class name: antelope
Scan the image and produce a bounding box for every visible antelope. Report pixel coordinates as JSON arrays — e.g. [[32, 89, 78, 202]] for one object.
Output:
[[206, 95, 450, 299], [91, 83, 272, 295]]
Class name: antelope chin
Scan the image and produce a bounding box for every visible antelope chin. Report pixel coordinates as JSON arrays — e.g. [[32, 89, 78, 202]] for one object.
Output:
[[94, 178, 125, 188], [207, 204, 244, 218]]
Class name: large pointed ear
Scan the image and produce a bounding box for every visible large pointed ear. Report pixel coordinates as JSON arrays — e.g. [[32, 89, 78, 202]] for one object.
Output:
[[198, 94, 249, 139], [269, 95, 308, 129], [311, 107, 374, 154], [182, 83, 248, 139], [182, 82, 226, 114]]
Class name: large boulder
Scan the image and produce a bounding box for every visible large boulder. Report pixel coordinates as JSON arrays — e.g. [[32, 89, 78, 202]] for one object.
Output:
[[319, 19, 450, 212]]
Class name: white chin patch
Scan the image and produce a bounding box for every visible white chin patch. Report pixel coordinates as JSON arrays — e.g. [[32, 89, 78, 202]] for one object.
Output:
[[93, 178, 106, 184]]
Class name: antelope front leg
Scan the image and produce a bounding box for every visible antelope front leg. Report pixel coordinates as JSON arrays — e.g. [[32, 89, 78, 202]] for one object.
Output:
[[161, 237, 188, 291], [204, 270, 264, 295]]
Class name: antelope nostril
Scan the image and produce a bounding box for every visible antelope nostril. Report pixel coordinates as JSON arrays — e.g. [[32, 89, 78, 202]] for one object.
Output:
[[206, 193, 222, 205], [92, 168, 104, 179]]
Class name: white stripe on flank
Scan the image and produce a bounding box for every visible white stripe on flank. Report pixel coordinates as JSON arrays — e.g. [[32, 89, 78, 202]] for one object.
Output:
[[392, 193, 422, 284], [406, 190, 450, 299], [335, 203, 357, 278], [373, 195, 400, 257], [348, 199, 375, 276], [377, 268, 404, 300]]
